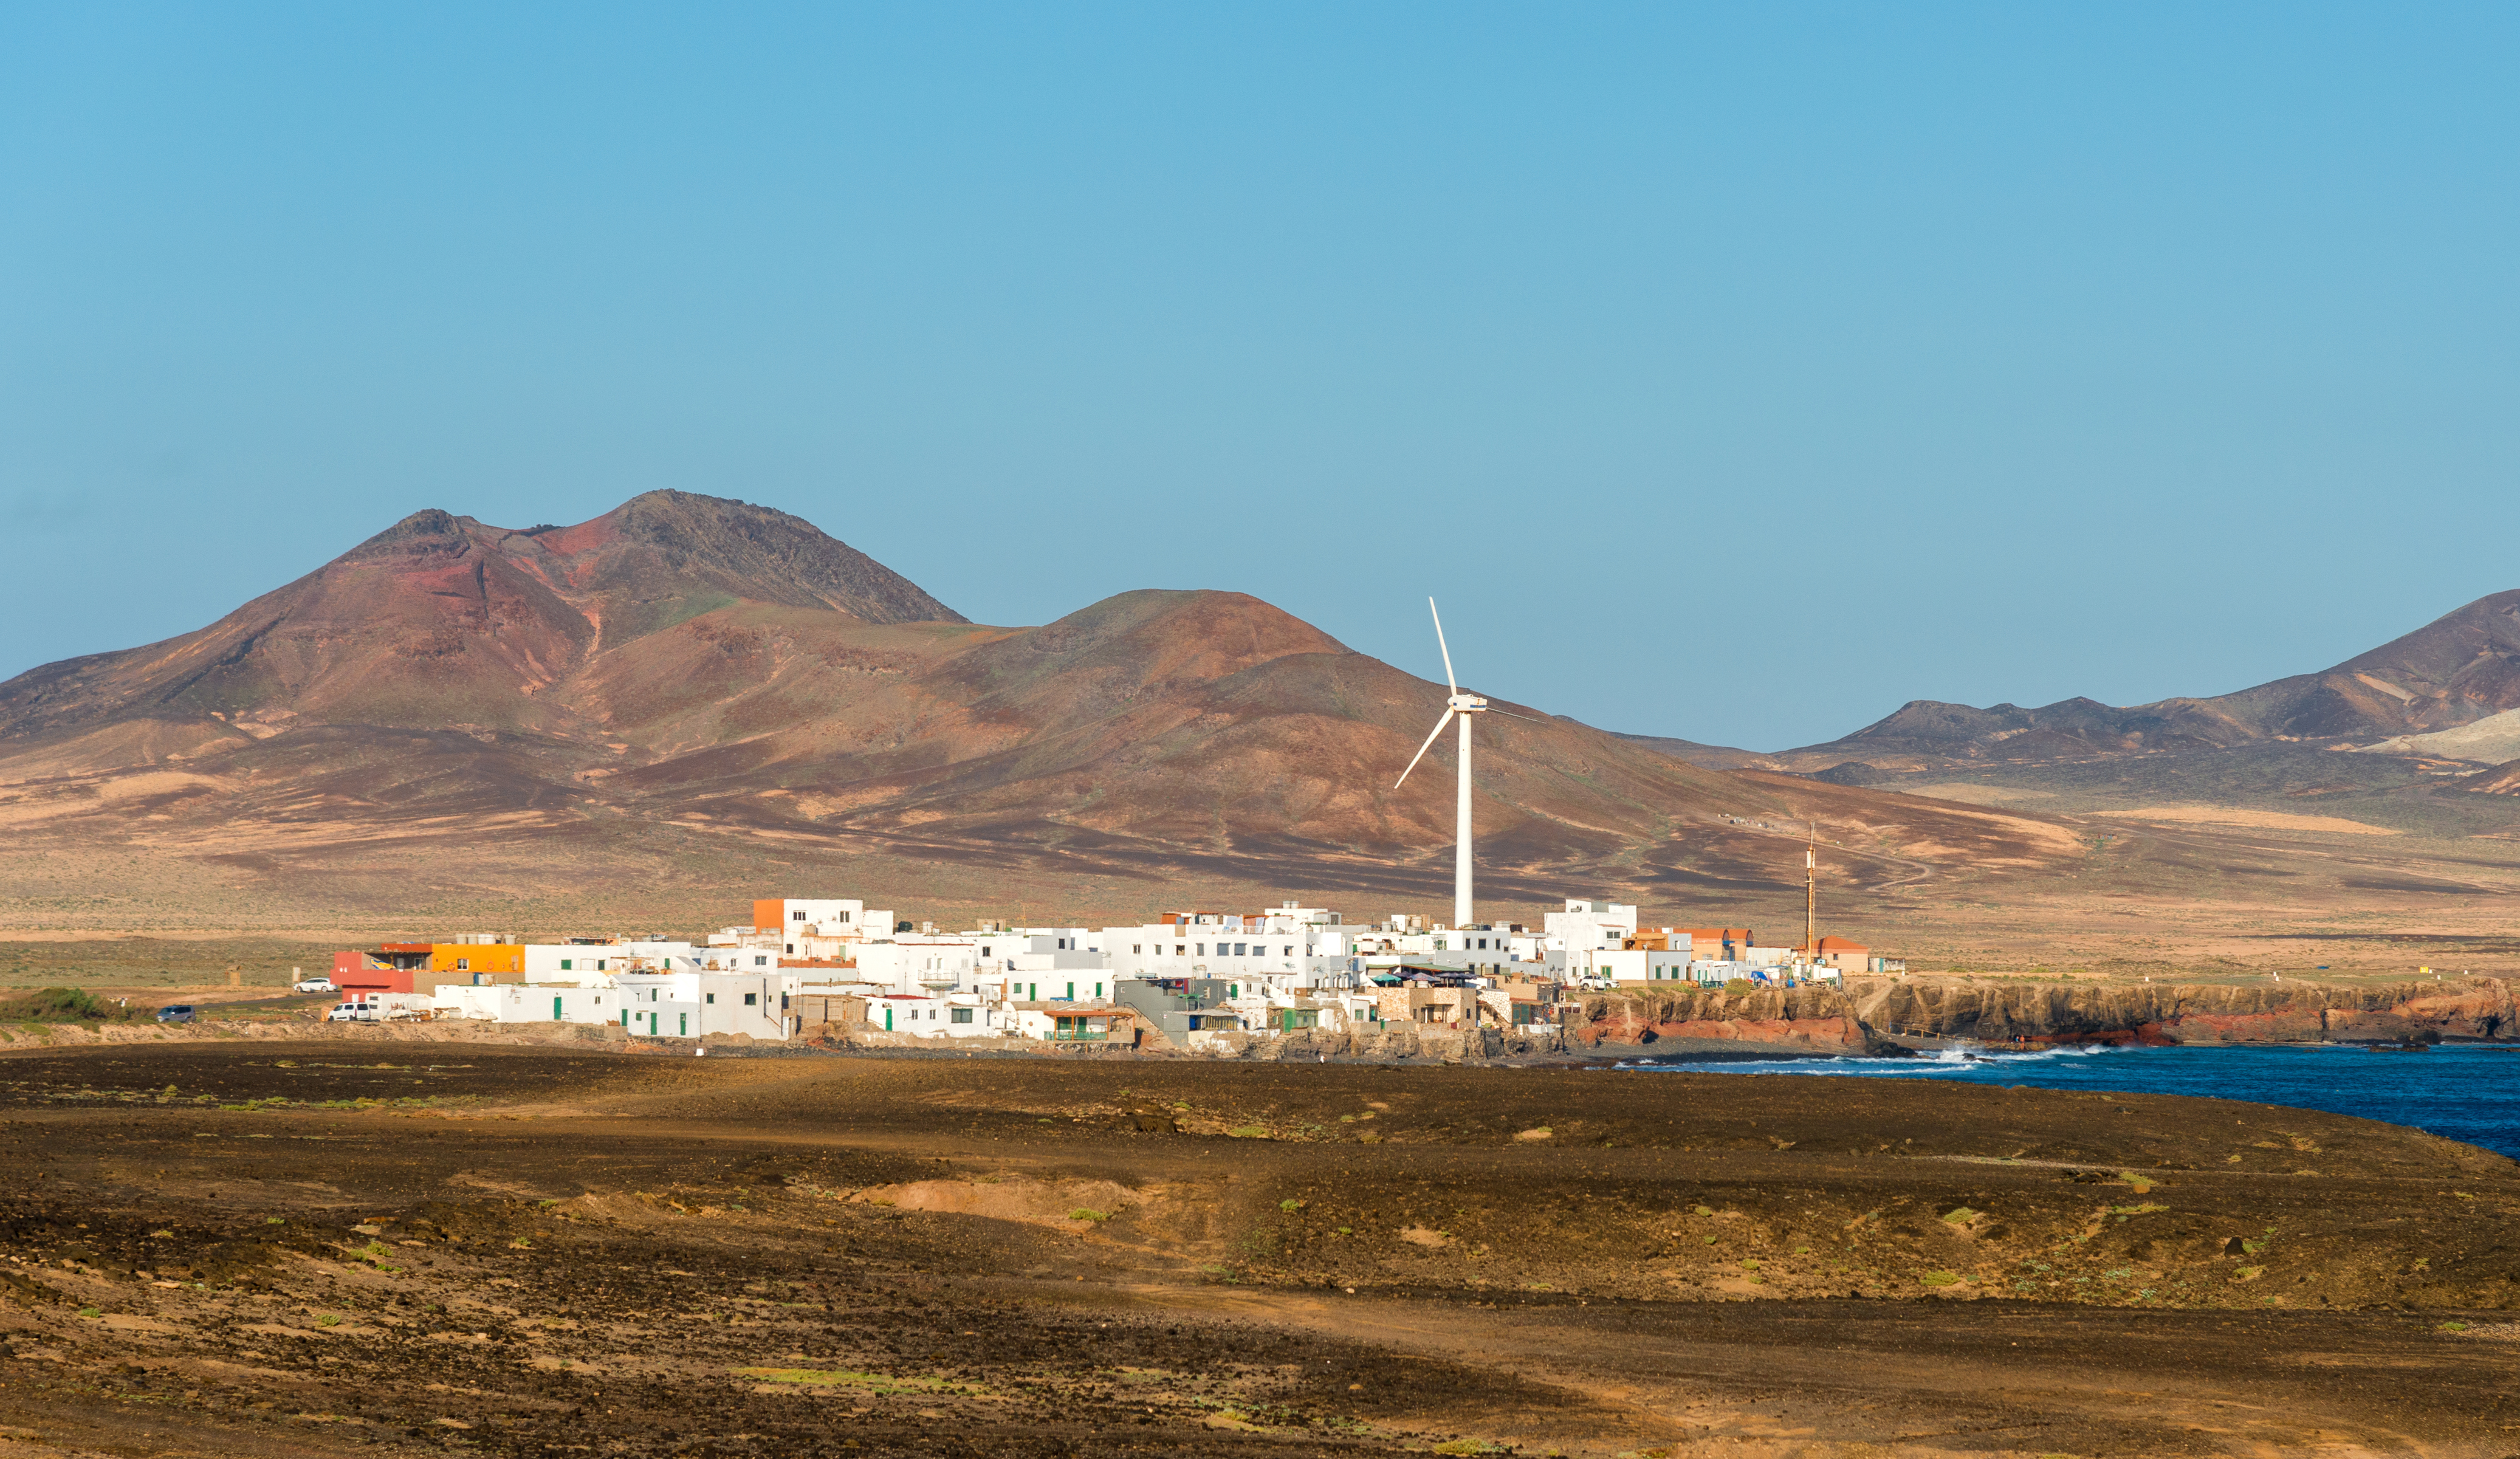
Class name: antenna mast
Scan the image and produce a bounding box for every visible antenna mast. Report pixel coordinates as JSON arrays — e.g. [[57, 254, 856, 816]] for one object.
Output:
[[1804, 822, 1817, 971]]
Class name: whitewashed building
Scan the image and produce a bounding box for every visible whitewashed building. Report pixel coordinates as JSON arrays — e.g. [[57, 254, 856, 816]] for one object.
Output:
[[435, 983, 626, 1025], [1547, 898, 1638, 956], [611, 970, 789, 1040], [520, 941, 701, 981], [853, 938, 980, 995]]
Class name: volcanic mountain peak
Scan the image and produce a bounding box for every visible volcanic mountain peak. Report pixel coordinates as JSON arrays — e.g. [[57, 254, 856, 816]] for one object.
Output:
[[0, 492, 963, 741]]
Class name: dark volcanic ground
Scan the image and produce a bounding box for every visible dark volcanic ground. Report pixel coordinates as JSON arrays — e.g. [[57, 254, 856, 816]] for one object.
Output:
[[0, 1044, 2515, 1457]]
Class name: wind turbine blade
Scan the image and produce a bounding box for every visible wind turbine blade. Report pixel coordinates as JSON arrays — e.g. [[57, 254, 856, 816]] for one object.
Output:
[[1428, 597, 1458, 694], [1488, 708, 1546, 724], [1395, 709, 1457, 788]]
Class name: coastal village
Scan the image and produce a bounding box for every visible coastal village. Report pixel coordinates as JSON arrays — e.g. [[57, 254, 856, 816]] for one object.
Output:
[[325, 894, 1905, 1051]]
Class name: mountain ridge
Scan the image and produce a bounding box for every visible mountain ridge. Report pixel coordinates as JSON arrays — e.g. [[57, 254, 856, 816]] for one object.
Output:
[[0, 495, 2087, 915], [1729, 589, 2520, 772]]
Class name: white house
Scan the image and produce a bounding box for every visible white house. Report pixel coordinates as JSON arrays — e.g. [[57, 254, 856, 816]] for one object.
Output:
[[434, 982, 625, 1025], [1546, 898, 1638, 956], [520, 941, 701, 981], [612, 970, 789, 1040], [1101, 908, 1356, 983], [1580, 948, 1696, 984], [853, 938, 981, 995]]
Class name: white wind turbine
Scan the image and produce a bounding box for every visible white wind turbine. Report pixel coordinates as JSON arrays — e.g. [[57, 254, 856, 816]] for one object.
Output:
[[1394, 597, 1534, 932]]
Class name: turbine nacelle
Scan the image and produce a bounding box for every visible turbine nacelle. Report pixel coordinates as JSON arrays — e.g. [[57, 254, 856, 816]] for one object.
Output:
[[1449, 693, 1488, 713]]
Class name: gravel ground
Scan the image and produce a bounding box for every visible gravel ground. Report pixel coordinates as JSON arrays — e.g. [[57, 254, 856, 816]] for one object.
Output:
[[0, 1043, 2513, 1457]]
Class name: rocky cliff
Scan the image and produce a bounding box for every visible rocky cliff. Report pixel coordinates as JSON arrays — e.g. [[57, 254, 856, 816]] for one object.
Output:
[[1567, 975, 2517, 1054], [1568, 985, 1887, 1054], [1848, 975, 2516, 1046]]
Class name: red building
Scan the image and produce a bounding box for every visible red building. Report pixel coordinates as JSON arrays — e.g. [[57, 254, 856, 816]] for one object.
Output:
[[331, 942, 432, 998]]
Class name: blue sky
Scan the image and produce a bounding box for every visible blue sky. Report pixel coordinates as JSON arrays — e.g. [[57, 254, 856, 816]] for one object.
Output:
[[4, 3, 2514, 750]]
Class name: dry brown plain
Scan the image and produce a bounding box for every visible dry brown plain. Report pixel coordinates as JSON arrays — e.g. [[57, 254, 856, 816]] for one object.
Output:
[[0, 1043, 2515, 1458], [4, 784, 2519, 994]]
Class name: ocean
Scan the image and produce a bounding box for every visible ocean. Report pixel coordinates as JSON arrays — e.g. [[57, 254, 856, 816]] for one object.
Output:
[[1626, 1042, 2520, 1159]]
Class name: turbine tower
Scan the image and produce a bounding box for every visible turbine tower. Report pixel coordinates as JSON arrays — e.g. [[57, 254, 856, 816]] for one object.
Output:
[[1395, 598, 1488, 931]]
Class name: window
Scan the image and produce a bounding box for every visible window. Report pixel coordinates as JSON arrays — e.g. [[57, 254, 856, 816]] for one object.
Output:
[[1132, 944, 1141, 955], [981, 946, 991, 958], [744, 992, 758, 1006], [1233, 942, 1246, 956], [1284, 946, 1294, 956], [706, 993, 715, 1004], [792, 910, 806, 921], [560, 958, 573, 972], [456, 958, 470, 972], [1175, 944, 1186, 956], [951, 1008, 973, 1025], [837, 910, 851, 923], [785, 944, 794, 955], [596, 960, 606, 972], [1195, 943, 1206, 956], [754, 956, 768, 967]]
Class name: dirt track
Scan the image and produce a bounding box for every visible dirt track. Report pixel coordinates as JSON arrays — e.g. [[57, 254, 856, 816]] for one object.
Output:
[[0, 1044, 2514, 1457]]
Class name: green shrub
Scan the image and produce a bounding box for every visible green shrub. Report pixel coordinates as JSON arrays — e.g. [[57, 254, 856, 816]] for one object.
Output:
[[0, 988, 135, 1024]]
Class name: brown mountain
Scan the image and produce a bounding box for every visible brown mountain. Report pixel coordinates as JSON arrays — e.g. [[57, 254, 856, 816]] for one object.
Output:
[[0, 491, 963, 748], [0, 494, 2080, 921], [1771, 589, 2520, 771]]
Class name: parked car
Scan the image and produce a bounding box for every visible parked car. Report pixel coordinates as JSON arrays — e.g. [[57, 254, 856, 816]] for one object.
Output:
[[154, 1004, 196, 1024], [326, 1001, 373, 1022], [293, 975, 335, 994]]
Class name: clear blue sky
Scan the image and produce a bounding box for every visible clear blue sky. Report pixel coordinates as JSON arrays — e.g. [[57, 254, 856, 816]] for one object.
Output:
[[4, 4, 2515, 750]]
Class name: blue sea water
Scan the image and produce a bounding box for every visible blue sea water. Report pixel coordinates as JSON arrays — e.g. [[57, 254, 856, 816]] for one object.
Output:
[[1627, 1043, 2520, 1159]]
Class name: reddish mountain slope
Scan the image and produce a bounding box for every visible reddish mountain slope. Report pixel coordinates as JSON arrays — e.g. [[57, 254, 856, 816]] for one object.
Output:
[[1770, 589, 2520, 770], [0, 492, 962, 743], [0, 505, 2082, 910]]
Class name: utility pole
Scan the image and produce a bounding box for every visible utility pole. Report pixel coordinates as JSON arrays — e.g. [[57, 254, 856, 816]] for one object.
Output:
[[1803, 823, 1817, 973]]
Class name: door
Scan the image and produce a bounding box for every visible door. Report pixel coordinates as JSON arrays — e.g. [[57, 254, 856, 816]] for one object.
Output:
[[552, 995, 563, 1021], [884, 1004, 893, 1031]]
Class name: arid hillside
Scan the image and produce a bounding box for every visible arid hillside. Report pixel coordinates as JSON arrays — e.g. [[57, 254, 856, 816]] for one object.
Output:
[[0, 495, 2099, 933], [1760, 588, 2520, 773], [0, 492, 964, 750]]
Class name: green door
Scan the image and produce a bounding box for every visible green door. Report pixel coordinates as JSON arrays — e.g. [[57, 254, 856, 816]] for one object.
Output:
[[884, 1004, 893, 1031], [552, 995, 563, 1020]]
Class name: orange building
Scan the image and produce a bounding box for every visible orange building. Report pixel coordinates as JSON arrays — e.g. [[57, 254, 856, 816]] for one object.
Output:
[[1624, 928, 1754, 958], [1794, 936, 1871, 973], [429, 942, 524, 980]]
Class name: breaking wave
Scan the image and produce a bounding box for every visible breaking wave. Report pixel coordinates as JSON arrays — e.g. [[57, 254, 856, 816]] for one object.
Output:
[[1620, 1041, 2125, 1076]]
